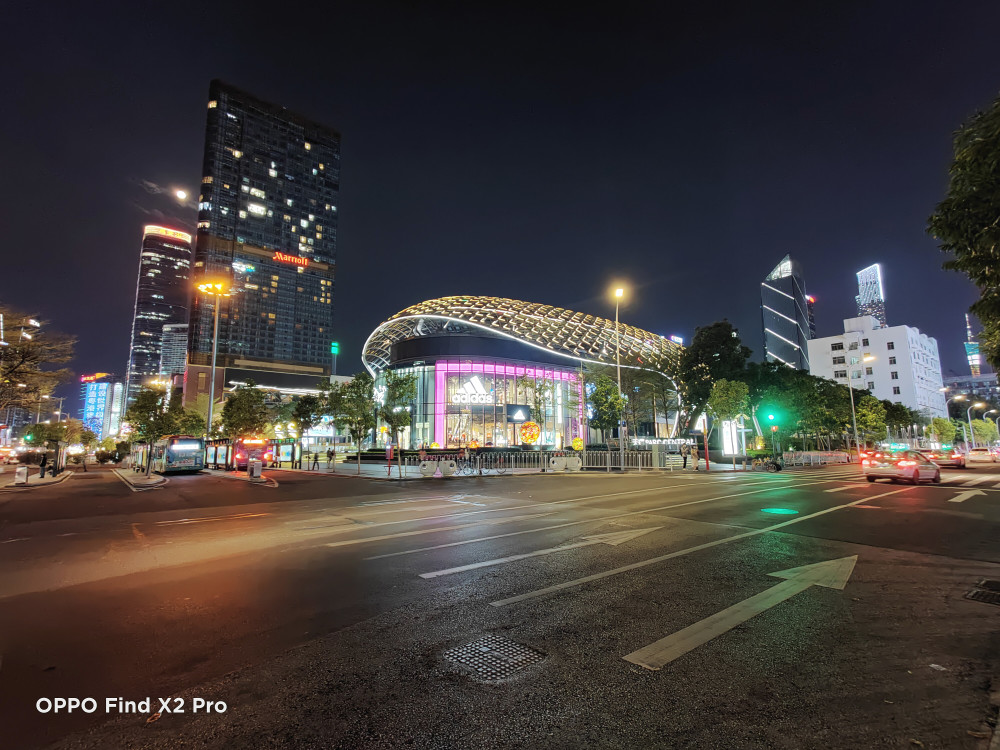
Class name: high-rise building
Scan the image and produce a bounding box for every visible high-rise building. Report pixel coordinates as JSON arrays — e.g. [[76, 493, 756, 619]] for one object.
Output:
[[760, 254, 813, 370], [855, 263, 887, 326], [80, 373, 126, 439], [964, 313, 982, 377], [125, 225, 192, 405], [159, 323, 189, 377], [807, 316, 947, 418], [185, 80, 340, 408]]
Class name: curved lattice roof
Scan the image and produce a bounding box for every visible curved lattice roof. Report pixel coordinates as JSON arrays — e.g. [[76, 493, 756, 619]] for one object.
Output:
[[362, 296, 682, 376]]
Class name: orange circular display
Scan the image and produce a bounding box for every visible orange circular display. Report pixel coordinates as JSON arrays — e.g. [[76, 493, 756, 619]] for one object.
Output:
[[469, 440, 480, 449], [572, 437, 584, 451], [520, 421, 541, 444]]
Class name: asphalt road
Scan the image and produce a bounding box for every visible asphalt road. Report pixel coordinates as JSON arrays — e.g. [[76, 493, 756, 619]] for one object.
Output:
[[0, 464, 997, 749]]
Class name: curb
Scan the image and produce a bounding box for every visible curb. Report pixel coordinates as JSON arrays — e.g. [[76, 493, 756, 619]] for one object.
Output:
[[112, 468, 167, 489], [0, 469, 75, 491]]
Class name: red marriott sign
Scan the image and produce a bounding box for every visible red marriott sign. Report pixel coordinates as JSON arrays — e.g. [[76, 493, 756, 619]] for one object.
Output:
[[272, 251, 309, 267]]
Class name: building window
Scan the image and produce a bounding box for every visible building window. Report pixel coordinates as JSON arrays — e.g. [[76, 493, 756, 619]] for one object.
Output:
[[862, 338, 869, 346], [848, 341, 859, 350], [831, 343, 844, 351], [850, 357, 860, 365], [892, 386, 901, 395], [889, 356, 896, 365], [867, 381, 875, 390], [891, 371, 899, 380], [832, 356, 846, 364], [865, 367, 873, 375], [887, 341, 895, 350], [834, 370, 847, 378], [198, 372, 207, 390]]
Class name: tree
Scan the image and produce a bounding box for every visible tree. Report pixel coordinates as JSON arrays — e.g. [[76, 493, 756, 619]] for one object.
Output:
[[291, 394, 323, 441], [325, 373, 376, 474], [855, 395, 887, 444], [124, 388, 174, 476], [165, 393, 206, 436], [378, 370, 417, 449], [931, 417, 956, 444], [707, 378, 749, 435], [0, 305, 75, 413], [676, 320, 751, 434], [928, 94, 1000, 369], [971, 418, 998, 446], [588, 374, 626, 439], [220, 381, 269, 438]]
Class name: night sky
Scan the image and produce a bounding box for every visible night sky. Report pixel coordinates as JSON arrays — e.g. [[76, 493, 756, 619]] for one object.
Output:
[[3, 1, 999, 414]]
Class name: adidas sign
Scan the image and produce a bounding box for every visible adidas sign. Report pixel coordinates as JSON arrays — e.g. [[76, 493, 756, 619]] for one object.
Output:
[[451, 376, 494, 404]]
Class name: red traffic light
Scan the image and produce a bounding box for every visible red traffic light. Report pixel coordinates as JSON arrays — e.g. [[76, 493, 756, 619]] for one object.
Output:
[[771, 426, 778, 432]]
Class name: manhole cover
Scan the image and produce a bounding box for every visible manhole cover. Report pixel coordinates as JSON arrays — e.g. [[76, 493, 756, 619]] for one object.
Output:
[[443, 635, 545, 680], [965, 588, 1000, 606]]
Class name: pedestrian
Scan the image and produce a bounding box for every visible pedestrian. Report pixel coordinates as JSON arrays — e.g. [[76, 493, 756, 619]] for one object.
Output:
[[326, 448, 333, 468], [311, 451, 320, 471], [681, 443, 689, 470], [691, 443, 700, 471], [38, 451, 48, 479]]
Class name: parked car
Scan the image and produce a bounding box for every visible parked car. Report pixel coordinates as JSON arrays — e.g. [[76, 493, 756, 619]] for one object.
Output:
[[917, 449, 965, 469], [862, 450, 941, 484], [965, 447, 996, 465]]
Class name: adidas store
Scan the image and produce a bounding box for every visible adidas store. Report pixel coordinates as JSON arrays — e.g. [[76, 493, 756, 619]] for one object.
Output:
[[373, 354, 585, 450]]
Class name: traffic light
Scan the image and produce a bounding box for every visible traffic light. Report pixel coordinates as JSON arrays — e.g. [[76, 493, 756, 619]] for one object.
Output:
[[771, 426, 778, 433]]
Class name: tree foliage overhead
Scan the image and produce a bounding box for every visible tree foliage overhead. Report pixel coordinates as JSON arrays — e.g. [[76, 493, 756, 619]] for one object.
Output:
[[675, 320, 751, 432], [220, 381, 270, 438], [324, 372, 376, 448], [928, 93, 1000, 368], [587, 374, 626, 435], [124, 389, 176, 444], [0, 304, 74, 413], [378, 370, 418, 446]]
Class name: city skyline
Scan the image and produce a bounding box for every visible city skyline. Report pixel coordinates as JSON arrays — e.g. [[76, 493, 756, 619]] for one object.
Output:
[[1, 3, 995, 416]]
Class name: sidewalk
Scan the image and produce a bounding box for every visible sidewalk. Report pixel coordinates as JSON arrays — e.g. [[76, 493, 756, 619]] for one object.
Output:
[[0, 465, 75, 490], [112, 468, 167, 489]]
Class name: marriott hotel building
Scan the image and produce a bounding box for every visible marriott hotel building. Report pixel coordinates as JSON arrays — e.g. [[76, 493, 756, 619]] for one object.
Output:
[[363, 296, 682, 449], [185, 80, 340, 406]]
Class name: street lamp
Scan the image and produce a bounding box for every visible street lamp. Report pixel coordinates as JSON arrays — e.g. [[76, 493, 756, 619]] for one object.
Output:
[[845, 351, 875, 459], [967, 402, 986, 448], [613, 286, 625, 471], [197, 279, 232, 437]]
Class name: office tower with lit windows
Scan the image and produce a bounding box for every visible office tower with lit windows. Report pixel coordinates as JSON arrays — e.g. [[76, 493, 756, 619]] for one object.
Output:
[[965, 313, 982, 377], [125, 225, 193, 405], [159, 323, 189, 377], [185, 80, 340, 407], [760, 254, 813, 370], [855, 263, 887, 326]]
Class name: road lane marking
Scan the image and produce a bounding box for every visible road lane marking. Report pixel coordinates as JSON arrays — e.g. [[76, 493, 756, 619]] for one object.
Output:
[[948, 490, 987, 503], [419, 527, 661, 579], [154, 512, 271, 525], [490, 488, 910, 607], [624, 556, 858, 670], [960, 475, 989, 486], [823, 486, 856, 493], [323, 512, 552, 549], [366, 476, 848, 560]]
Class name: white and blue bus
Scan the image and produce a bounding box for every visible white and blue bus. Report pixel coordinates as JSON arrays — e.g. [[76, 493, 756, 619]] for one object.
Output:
[[150, 436, 206, 474]]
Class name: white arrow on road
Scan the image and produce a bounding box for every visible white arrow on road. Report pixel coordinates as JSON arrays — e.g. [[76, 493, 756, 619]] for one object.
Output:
[[948, 490, 987, 503], [419, 527, 661, 579], [623, 555, 858, 671]]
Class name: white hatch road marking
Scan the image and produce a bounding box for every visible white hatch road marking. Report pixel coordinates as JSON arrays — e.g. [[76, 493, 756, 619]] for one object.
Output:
[[419, 527, 661, 579], [323, 512, 553, 550], [366, 476, 849, 560], [490, 488, 909, 607], [948, 490, 987, 504], [154, 512, 271, 525], [623, 556, 858, 670], [823, 485, 856, 493], [959, 475, 990, 486]]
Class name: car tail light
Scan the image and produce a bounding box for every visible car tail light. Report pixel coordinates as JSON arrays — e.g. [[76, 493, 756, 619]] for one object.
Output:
[[862, 459, 870, 466], [898, 460, 916, 467], [874, 453, 883, 458], [952, 454, 961, 459]]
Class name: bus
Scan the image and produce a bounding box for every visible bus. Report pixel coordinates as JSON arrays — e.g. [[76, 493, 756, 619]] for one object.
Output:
[[232, 437, 270, 471], [150, 436, 206, 474]]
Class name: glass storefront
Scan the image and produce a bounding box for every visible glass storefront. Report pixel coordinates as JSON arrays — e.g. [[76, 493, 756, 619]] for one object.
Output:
[[378, 359, 585, 449]]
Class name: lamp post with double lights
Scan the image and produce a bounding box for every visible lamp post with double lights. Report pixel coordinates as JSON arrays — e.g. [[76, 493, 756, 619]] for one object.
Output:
[[845, 353, 876, 459], [613, 286, 625, 472], [967, 402, 986, 448], [196, 279, 232, 438]]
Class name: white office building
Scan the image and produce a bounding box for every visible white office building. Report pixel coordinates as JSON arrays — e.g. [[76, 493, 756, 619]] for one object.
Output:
[[807, 316, 947, 418]]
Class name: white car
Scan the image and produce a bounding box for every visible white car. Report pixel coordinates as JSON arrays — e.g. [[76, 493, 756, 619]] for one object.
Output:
[[862, 450, 941, 484], [965, 447, 996, 465]]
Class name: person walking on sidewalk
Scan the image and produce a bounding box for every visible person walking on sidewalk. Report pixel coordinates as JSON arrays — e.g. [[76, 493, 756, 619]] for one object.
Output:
[[38, 452, 48, 479], [310, 451, 320, 471], [326, 448, 333, 468], [681, 443, 689, 470], [690, 443, 700, 471]]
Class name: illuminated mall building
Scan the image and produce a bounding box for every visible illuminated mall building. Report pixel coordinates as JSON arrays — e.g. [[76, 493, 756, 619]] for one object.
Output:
[[124, 225, 193, 405], [185, 81, 340, 407], [363, 296, 682, 449]]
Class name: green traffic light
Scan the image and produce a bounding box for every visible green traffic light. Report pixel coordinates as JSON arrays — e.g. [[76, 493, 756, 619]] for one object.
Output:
[[767, 414, 775, 421]]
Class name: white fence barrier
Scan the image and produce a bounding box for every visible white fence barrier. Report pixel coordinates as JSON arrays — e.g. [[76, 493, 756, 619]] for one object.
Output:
[[782, 451, 850, 467]]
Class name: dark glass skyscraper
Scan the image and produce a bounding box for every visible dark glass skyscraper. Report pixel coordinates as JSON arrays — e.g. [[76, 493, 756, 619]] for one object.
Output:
[[186, 81, 340, 406], [125, 225, 192, 405], [760, 254, 813, 370]]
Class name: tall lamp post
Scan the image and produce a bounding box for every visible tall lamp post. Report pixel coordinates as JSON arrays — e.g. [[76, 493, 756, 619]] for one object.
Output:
[[197, 279, 231, 438], [984, 409, 998, 446], [846, 352, 876, 459], [967, 402, 986, 449], [613, 287, 625, 472]]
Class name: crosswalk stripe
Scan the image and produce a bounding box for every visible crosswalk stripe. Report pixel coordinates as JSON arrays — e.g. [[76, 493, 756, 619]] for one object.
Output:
[[960, 475, 989, 486]]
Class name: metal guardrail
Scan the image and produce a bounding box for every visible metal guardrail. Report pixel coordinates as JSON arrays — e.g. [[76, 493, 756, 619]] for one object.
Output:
[[782, 451, 850, 467], [397, 450, 690, 477]]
